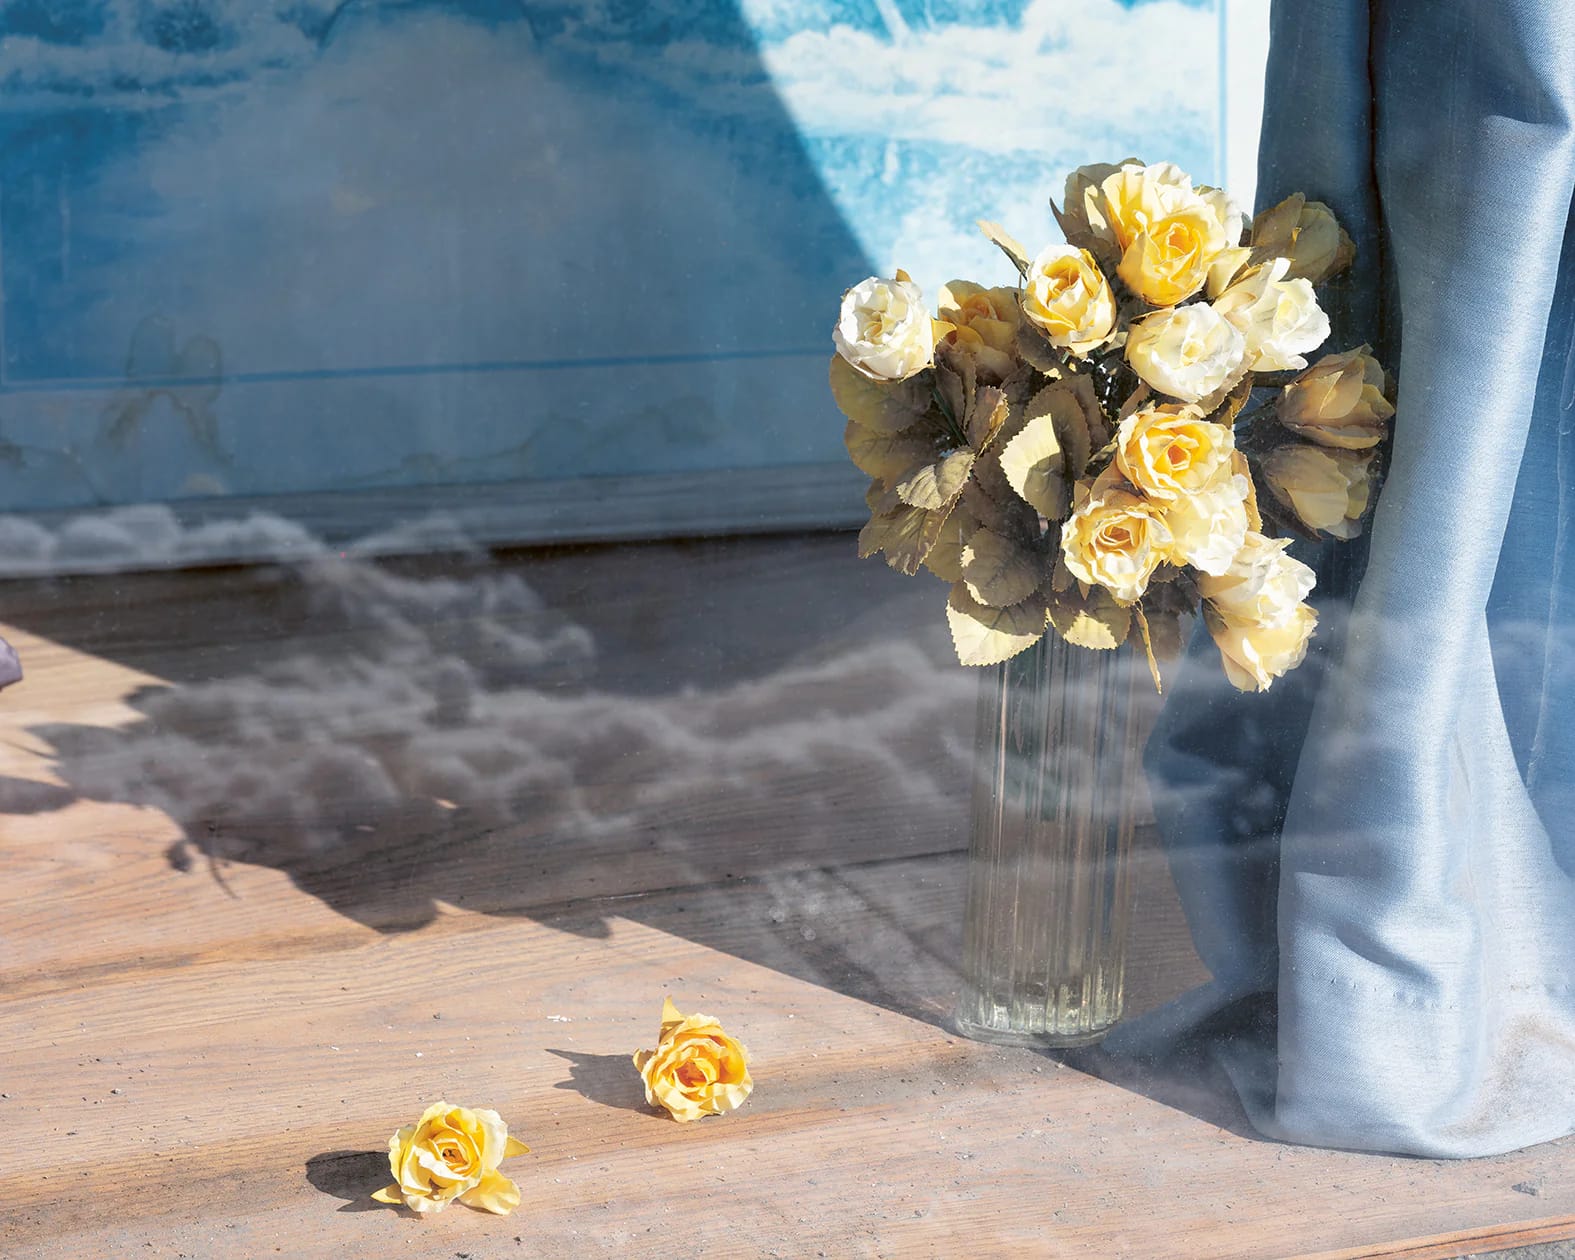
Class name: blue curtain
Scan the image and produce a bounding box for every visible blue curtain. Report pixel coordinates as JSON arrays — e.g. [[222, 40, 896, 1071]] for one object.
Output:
[[1126, 0, 1575, 1156]]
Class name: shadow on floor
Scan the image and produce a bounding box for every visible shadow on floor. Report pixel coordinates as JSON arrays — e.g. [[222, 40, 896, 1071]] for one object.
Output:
[[4, 533, 1256, 1143]]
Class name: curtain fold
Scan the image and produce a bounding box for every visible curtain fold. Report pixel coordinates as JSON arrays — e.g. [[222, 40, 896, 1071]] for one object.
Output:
[[1125, 0, 1575, 1157]]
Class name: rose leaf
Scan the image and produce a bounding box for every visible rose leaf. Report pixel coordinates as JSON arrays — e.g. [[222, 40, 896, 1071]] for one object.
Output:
[[894, 447, 976, 511], [1047, 581, 1131, 650], [961, 528, 1044, 608], [976, 219, 1031, 278], [998, 411, 1069, 521], [924, 503, 977, 583], [829, 354, 929, 434], [844, 418, 940, 484], [859, 501, 949, 575], [946, 583, 1050, 666]]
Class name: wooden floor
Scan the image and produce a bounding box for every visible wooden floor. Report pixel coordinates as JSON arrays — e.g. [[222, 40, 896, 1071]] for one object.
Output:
[[0, 531, 1570, 1259]]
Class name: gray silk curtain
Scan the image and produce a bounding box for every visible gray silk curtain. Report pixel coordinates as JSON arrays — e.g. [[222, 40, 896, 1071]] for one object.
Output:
[[1126, 0, 1575, 1156]]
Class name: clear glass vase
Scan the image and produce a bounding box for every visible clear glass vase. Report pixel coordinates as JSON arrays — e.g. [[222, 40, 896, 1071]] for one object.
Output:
[[953, 631, 1143, 1048]]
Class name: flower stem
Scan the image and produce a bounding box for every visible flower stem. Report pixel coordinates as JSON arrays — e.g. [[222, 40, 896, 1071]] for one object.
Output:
[[931, 378, 969, 447]]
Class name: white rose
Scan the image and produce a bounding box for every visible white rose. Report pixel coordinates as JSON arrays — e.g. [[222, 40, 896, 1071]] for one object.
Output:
[[1126, 304, 1246, 403], [1161, 470, 1251, 575], [1212, 258, 1330, 372], [1197, 531, 1315, 628], [1197, 530, 1318, 691], [833, 275, 934, 382], [1197, 184, 1251, 294]]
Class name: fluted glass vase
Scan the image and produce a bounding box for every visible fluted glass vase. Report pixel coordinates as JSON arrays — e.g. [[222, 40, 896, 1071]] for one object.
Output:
[[954, 631, 1143, 1048]]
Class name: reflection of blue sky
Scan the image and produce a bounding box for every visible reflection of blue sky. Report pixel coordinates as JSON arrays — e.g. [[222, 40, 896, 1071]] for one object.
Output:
[[0, 0, 1221, 510]]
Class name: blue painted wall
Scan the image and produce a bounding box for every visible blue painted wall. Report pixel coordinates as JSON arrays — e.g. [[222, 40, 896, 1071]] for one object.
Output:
[[0, 0, 1222, 512]]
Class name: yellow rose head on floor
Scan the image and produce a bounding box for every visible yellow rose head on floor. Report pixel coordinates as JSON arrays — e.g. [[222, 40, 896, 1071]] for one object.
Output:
[[633, 997, 754, 1122], [371, 1101, 530, 1215]]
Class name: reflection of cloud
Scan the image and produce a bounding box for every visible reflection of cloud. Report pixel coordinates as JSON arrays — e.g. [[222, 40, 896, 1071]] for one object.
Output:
[[754, 0, 1214, 151], [771, 0, 1218, 289], [0, 504, 321, 574], [27, 511, 976, 931], [527, 0, 1221, 288], [0, 1, 335, 106]]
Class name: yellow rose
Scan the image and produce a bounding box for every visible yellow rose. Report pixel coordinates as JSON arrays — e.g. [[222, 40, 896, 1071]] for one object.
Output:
[[833, 274, 934, 382], [1261, 445, 1374, 539], [1116, 207, 1227, 306], [1125, 304, 1246, 403], [1204, 599, 1318, 692], [1212, 258, 1330, 372], [1161, 468, 1251, 575], [1022, 245, 1117, 357], [1099, 162, 1197, 251], [1251, 194, 1356, 285], [633, 997, 753, 1122], [1097, 162, 1243, 306], [1279, 345, 1394, 449], [372, 1102, 529, 1216], [935, 280, 1020, 379], [1054, 158, 1135, 260], [1115, 403, 1234, 501], [1060, 471, 1173, 604]]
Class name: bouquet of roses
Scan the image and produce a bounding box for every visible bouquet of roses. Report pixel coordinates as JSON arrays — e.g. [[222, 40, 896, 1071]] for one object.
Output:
[[831, 159, 1394, 691]]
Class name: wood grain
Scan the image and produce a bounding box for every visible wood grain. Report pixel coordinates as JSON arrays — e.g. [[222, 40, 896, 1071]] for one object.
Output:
[[0, 534, 1569, 1258]]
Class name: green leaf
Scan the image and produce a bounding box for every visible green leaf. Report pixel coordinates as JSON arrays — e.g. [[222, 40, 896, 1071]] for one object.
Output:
[[1035, 382, 1089, 470], [895, 447, 976, 510], [858, 501, 949, 576], [1057, 374, 1110, 461], [829, 355, 928, 434], [1203, 373, 1255, 429], [961, 528, 1044, 608], [1048, 197, 1115, 265], [998, 411, 1068, 520], [946, 583, 1049, 666], [1116, 382, 1153, 424], [1047, 582, 1131, 650]]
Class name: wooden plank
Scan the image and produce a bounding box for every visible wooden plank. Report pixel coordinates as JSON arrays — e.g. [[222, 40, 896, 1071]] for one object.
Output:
[[2, 533, 1571, 1258], [1, 902, 1570, 1259], [1300, 1220, 1575, 1260]]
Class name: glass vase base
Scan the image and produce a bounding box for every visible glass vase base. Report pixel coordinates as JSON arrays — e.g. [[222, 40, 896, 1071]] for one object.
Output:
[[950, 1012, 1113, 1050]]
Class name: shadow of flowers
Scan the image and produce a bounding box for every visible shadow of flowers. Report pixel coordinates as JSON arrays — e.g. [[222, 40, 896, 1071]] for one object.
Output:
[[547, 1048, 652, 1115], [304, 1149, 390, 1214]]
